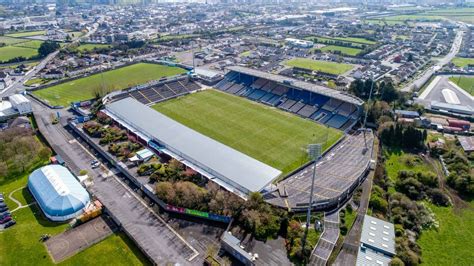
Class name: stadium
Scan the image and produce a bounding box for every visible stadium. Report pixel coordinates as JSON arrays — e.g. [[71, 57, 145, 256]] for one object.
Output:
[[102, 66, 373, 211]]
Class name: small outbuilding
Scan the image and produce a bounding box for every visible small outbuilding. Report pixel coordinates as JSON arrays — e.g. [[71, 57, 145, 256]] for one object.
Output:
[[28, 165, 91, 222]]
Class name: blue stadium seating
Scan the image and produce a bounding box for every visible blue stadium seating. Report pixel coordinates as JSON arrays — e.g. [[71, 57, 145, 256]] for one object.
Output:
[[248, 89, 267, 101], [215, 71, 360, 129], [326, 114, 350, 129]]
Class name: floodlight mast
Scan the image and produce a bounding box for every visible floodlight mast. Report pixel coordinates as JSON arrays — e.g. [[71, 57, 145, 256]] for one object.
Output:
[[362, 74, 375, 150], [301, 143, 322, 258]]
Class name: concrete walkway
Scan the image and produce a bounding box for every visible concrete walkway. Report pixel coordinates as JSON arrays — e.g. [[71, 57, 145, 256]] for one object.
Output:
[[309, 211, 340, 266], [8, 186, 36, 213]]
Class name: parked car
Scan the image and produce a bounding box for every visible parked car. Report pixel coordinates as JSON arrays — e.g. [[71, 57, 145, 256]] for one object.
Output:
[[0, 206, 8, 212], [0, 216, 11, 224], [3, 220, 16, 228], [0, 212, 10, 219], [0, 202, 6, 208]]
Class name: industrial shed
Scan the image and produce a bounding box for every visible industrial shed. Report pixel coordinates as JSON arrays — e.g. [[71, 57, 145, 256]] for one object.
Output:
[[28, 165, 91, 222]]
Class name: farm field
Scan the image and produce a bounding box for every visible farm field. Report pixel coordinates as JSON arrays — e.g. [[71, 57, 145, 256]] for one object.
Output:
[[0, 172, 149, 266], [450, 76, 474, 96], [153, 89, 343, 174], [451, 57, 474, 68], [320, 45, 362, 56], [284, 57, 353, 75], [32, 63, 187, 106], [417, 202, 474, 266]]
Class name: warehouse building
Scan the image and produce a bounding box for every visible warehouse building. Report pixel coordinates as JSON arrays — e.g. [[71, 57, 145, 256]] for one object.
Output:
[[28, 165, 91, 222], [356, 215, 396, 266]]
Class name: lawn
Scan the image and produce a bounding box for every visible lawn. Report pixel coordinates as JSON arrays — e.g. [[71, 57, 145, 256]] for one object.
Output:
[[6, 30, 46, 38], [75, 43, 112, 52], [417, 202, 474, 265], [320, 45, 362, 56], [451, 57, 474, 68], [152, 89, 342, 174], [449, 76, 474, 96], [32, 63, 187, 106], [383, 148, 432, 182], [284, 58, 353, 75], [0, 45, 38, 62]]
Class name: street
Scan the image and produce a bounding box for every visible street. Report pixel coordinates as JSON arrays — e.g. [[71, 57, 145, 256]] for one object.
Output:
[[401, 27, 465, 93]]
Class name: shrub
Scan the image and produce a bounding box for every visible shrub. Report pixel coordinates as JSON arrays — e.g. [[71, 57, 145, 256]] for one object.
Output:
[[428, 188, 451, 206]]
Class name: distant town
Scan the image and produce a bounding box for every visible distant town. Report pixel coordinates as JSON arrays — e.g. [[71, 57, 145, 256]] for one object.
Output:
[[0, 1, 473, 266]]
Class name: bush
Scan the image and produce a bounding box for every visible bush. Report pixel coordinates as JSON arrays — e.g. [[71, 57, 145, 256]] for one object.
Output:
[[428, 188, 451, 206], [370, 194, 388, 213]]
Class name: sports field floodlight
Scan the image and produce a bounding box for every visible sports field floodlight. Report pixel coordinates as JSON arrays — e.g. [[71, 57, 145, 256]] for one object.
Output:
[[302, 143, 322, 256], [362, 74, 375, 152]]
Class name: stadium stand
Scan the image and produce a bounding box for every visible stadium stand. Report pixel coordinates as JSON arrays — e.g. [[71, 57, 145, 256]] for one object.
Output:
[[112, 78, 201, 105], [265, 130, 374, 211], [216, 66, 364, 130]]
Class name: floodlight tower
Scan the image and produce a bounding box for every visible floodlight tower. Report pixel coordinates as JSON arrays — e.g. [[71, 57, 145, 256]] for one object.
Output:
[[301, 143, 322, 256], [362, 73, 376, 151]]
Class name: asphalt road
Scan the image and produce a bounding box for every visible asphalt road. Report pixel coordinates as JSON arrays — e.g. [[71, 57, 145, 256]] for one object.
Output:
[[30, 99, 199, 264], [401, 28, 465, 93], [0, 18, 101, 97]]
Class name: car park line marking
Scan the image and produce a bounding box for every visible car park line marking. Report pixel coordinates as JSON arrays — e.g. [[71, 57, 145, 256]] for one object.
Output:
[[73, 137, 200, 261]]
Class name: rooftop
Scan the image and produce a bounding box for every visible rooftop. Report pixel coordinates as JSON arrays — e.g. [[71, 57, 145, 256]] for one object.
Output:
[[360, 215, 396, 256], [226, 65, 364, 106]]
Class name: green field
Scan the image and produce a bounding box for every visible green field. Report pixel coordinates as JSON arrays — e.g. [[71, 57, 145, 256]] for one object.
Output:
[[417, 202, 474, 265], [330, 37, 376, 45], [0, 45, 39, 62], [32, 63, 187, 106], [450, 76, 474, 96], [451, 57, 474, 68], [152, 89, 342, 174], [75, 43, 112, 52], [6, 30, 46, 38], [0, 172, 149, 266], [383, 148, 432, 182], [320, 45, 362, 56], [0, 36, 29, 45], [284, 58, 353, 75]]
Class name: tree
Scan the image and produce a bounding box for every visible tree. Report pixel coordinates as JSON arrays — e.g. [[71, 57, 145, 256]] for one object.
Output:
[[379, 80, 399, 103], [38, 41, 60, 57]]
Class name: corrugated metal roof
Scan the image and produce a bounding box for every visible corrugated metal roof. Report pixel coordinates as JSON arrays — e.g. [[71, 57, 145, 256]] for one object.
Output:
[[106, 98, 282, 194], [360, 215, 396, 256], [226, 65, 364, 106]]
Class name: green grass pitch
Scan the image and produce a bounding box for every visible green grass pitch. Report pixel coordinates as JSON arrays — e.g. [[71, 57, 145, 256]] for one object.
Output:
[[32, 63, 187, 106], [284, 58, 354, 75], [152, 89, 343, 175], [320, 45, 362, 56], [450, 76, 474, 96]]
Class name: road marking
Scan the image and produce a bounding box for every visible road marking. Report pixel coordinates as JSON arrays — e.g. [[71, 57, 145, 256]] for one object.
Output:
[[72, 135, 200, 261]]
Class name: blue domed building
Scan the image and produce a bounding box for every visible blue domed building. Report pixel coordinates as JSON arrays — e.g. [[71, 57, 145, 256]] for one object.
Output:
[[28, 165, 90, 222]]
